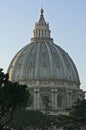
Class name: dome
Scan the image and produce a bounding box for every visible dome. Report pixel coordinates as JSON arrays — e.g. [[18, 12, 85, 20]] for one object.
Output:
[[8, 9, 80, 85], [7, 9, 84, 113]]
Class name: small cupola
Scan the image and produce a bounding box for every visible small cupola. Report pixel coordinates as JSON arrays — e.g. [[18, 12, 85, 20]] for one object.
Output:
[[31, 9, 53, 42]]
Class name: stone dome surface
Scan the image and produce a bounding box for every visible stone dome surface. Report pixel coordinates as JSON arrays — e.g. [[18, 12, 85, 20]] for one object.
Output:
[[8, 9, 80, 85], [8, 41, 80, 84]]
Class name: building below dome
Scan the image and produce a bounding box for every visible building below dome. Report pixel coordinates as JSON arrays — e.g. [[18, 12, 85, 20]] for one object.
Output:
[[8, 9, 84, 115]]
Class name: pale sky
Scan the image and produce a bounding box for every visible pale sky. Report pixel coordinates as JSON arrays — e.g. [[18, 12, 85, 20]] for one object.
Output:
[[0, 0, 86, 91]]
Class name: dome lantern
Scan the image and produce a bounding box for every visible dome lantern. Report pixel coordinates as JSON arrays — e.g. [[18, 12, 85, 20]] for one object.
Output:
[[31, 9, 53, 42]]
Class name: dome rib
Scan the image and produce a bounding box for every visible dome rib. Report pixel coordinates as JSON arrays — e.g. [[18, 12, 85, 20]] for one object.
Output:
[[44, 41, 53, 77], [50, 43, 67, 79], [65, 53, 78, 81], [66, 54, 80, 82], [21, 44, 35, 80], [8, 45, 29, 80], [34, 42, 41, 78]]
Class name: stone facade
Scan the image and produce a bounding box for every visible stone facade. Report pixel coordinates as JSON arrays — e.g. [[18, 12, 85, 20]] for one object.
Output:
[[19, 79, 84, 115]]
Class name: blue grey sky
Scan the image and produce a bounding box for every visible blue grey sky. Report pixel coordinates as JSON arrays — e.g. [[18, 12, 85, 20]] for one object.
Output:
[[0, 0, 86, 91]]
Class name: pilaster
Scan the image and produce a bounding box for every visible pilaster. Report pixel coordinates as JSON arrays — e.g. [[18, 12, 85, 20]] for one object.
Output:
[[33, 88, 40, 109], [51, 88, 57, 110]]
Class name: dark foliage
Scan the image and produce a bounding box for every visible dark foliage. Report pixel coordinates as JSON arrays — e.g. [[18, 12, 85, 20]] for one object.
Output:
[[55, 99, 86, 130], [0, 68, 30, 129], [8, 110, 44, 130]]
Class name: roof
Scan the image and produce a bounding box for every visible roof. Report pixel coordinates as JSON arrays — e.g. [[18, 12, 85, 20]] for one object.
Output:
[[8, 9, 80, 85]]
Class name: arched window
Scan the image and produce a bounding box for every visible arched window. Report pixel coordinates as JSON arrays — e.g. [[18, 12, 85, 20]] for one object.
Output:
[[57, 94, 63, 108]]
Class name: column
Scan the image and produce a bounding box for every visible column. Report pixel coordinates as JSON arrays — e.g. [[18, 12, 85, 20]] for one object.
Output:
[[69, 90, 73, 107], [66, 90, 73, 107], [66, 90, 70, 107], [55, 91, 58, 110], [51, 89, 57, 110], [37, 89, 40, 109], [51, 89, 55, 109], [33, 88, 40, 109], [33, 90, 37, 109]]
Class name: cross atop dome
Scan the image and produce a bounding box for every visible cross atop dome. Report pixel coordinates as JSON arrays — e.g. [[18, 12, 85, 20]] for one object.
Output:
[[38, 8, 46, 25], [40, 8, 44, 15], [31, 9, 53, 42]]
